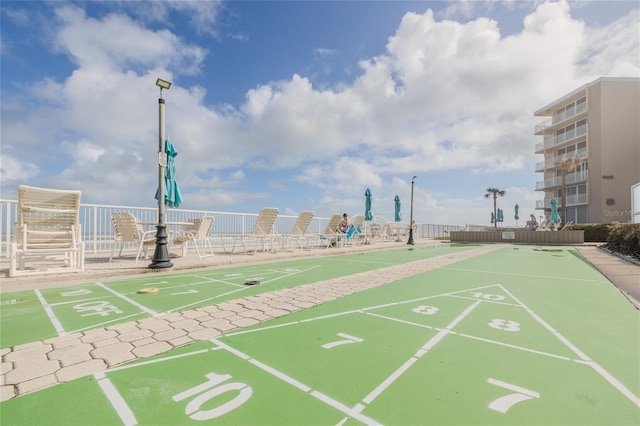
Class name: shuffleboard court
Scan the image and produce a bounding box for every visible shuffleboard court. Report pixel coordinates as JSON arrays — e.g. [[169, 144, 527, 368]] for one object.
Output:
[[1, 244, 476, 348], [2, 246, 638, 425]]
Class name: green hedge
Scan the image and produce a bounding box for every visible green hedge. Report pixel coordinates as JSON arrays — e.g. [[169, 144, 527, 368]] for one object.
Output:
[[604, 223, 640, 260], [564, 223, 614, 242]]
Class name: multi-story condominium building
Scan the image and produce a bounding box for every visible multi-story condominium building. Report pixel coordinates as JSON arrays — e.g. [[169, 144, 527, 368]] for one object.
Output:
[[534, 77, 640, 224]]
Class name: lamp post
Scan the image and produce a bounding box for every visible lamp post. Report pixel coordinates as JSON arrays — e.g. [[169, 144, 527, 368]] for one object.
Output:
[[149, 78, 173, 269], [407, 175, 416, 245]]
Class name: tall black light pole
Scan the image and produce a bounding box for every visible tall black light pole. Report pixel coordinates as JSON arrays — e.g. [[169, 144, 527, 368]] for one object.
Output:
[[407, 176, 417, 245], [150, 78, 173, 269]]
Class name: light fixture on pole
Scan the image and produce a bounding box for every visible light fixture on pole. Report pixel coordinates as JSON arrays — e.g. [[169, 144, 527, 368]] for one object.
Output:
[[149, 78, 173, 269], [407, 176, 417, 245]]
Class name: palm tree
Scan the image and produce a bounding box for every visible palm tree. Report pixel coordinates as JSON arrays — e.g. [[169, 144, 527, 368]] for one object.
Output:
[[484, 187, 506, 229], [555, 156, 583, 226]]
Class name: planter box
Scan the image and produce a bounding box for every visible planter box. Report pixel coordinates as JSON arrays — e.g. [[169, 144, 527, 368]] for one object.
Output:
[[450, 230, 584, 244]]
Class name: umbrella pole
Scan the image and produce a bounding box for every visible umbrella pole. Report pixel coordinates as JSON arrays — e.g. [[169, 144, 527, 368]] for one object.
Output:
[[150, 94, 173, 269], [407, 176, 416, 245]]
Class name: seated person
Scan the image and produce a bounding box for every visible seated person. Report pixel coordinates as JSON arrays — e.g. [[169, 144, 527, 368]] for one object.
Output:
[[336, 213, 351, 234]]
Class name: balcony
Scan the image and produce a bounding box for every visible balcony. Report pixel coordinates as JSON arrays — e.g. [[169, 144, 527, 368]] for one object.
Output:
[[536, 193, 588, 210], [535, 149, 588, 173], [535, 170, 589, 190], [535, 123, 587, 152]]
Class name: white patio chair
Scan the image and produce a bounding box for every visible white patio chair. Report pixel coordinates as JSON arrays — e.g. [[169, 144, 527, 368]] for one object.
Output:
[[109, 212, 157, 263], [9, 185, 85, 277], [173, 216, 215, 258]]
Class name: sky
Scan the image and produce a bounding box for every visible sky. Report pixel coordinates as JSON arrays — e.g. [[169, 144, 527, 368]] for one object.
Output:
[[1, 0, 639, 227]]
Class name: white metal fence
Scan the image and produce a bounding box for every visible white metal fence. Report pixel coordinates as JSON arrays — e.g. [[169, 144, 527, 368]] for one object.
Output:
[[0, 199, 476, 257]]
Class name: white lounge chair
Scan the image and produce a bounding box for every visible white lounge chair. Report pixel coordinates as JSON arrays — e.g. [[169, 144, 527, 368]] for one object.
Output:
[[283, 211, 315, 250], [318, 214, 343, 247], [222, 207, 279, 253], [9, 185, 85, 277]]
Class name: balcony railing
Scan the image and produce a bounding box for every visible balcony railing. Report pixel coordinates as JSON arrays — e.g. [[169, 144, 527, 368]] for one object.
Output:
[[534, 101, 587, 134], [536, 123, 587, 152], [535, 148, 588, 172]]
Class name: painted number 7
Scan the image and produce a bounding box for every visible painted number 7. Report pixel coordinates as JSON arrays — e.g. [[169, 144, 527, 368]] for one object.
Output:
[[172, 372, 252, 421], [487, 378, 540, 413]]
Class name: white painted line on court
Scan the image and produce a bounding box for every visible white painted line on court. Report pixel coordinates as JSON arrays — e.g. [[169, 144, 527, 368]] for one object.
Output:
[[96, 375, 137, 426], [311, 390, 381, 425], [363, 357, 418, 404], [211, 338, 251, 360], [447, 293, 519, 307], [365, 312, 437, 330], [102, 348, 211, 373], [211, 338, 381, 425], [166, 265, 322, 313], [456, 332, 572, 361], [443, 267, 608, 284], [587, 360, 640, 407], [34, 289, 66, 335], [361, 284, 498, 312], [65, 312, 143, 335], [362, 300, 481, 406], [499, 285, 591, 361], [488, 378, 540, 398], [248, 358, 311, 392], [95, 282, 160, 317]]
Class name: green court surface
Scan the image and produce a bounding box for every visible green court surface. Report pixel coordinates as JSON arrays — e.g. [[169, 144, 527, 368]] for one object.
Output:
[[1, 245, 638, 425], [1, 244, 475, 348]]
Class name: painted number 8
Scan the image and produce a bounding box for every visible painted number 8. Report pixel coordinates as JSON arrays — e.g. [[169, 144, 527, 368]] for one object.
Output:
[[412, 305, 439, 315], [172, 372, 252, 421], [489, 319, 520, 332]]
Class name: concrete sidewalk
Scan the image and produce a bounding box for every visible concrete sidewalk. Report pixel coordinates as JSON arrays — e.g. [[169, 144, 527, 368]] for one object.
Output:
[[575, 245, 640, 308], [1, 242, 638, 403]]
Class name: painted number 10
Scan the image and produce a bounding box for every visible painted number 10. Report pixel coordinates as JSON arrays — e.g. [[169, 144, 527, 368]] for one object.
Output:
[[472, 292, 505, 301], [172, 372, 252, 421]]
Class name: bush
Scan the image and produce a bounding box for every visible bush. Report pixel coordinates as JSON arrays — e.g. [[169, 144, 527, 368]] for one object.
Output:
[[564, 223, 614, 242], [603, 224, 640, 259]]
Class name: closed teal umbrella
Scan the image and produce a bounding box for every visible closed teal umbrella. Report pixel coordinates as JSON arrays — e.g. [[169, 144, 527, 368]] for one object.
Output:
[[550, 198, 561, 223], [514, 204, 520, 220], [394, 195, 402, 222], [365, 188, 373, 221], [155, 139, 183, 208]]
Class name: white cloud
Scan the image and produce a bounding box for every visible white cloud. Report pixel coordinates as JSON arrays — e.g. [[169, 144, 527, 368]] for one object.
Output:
[[1, 1, 638, 226]]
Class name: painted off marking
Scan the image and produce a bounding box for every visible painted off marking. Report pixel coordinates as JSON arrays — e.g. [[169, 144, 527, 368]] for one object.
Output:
[[96, 375, 137, 426], [95, 283, 159, 316], [34, 289, 66, 335]]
